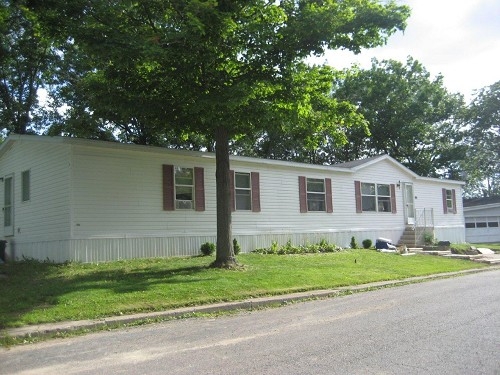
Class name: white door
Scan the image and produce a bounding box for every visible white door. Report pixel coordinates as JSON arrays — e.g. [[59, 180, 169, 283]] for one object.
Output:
[[403, 182, 415, 225], [3, 174, 14, 236]]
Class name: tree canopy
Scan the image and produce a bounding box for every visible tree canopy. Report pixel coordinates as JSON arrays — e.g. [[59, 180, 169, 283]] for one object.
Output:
[[461, 81, 500, 197], [0, 0, 61, 134], [331, 57, 466, 177]]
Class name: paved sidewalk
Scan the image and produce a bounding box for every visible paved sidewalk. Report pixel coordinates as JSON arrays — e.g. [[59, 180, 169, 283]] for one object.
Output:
[[2, 266, 499, 341]]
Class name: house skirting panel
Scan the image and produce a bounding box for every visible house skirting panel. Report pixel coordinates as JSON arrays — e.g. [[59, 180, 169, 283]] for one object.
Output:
[[434, 225, 466, 244], [234, 228, 405, 253], [4, 226, 465, 263], [5, 239, 72, 263], [5, 227, 407, 263]]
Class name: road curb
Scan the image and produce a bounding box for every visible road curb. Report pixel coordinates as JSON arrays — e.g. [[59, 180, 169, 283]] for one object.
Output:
[[2, 266, 499, 341]]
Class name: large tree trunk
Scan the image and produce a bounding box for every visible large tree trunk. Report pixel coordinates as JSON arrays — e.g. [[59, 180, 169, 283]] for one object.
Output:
[[211, 126, 237, 268]]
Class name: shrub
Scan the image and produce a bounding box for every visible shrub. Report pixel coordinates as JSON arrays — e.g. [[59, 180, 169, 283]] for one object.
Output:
[[450, 244, 478, 255], [200, 242, 216, 256], [233, 238, 241, 255], [423, 232, 435, 245], [350, 236, 359, 249], [362, 239, 372, 249], [252, 239, 342, 255]]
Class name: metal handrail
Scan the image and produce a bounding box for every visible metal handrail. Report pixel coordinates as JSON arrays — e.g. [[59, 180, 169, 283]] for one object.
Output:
[[415, 208, 434, 245], [415, 208, 434, 227]]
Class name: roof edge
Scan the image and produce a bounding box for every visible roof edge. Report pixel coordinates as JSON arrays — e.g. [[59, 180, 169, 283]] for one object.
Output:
[[0, 135, 465, 184]]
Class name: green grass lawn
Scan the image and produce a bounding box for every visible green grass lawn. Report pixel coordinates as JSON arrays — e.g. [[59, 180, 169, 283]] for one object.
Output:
[[0, 250, 488, 329]]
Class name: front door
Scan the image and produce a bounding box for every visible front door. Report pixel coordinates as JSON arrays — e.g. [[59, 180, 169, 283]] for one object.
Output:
[[3, 174, 14, 236], [403, 182, 415, 225]]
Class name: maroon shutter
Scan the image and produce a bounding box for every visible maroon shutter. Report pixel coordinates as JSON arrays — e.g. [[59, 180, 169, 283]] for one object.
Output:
[[230, 170, 235, 212], [251, 172, 261, 212], [442, 188, 448, 214], [194, 167, 205, 211], [163, 164, 175, 211], [390, 184, 397, 214], [354, 181, 362, 213], [298, 176, 307, 213], [325, 178, 333, 213], [452, 189, 457, 214]]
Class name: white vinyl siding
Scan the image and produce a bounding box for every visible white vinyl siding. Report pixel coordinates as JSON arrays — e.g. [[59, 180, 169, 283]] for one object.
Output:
[[71, 145, 216, 238], [0, 140, 71, 260]]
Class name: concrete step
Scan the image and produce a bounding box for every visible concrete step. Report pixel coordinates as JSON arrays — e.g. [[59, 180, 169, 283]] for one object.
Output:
[[400, 237, 416, 241]]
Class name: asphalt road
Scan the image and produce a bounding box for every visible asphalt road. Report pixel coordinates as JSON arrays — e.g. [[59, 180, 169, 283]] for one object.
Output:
[[1, 270, 499, 375]]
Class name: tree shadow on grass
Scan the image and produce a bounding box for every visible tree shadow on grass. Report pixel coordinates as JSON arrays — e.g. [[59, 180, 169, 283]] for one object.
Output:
[[0, 260, 215, 329]]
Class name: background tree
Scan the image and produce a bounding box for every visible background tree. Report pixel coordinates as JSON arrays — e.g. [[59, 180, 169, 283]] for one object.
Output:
[[331, 57, 466, 177], [0, 0, 60, 135], [461, 81, 500, 197], [32, 0, 410, 267]]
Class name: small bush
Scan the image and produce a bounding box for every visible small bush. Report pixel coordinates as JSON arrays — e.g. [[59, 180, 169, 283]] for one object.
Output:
[[350, 236, 359, 249], [200, 242, 216, 256], [450, 244, 478, 255], [362, 239, 372, 249], [252, 239, 342, 255], [423, 232, 435, 245], [233, 238, 241, 255]]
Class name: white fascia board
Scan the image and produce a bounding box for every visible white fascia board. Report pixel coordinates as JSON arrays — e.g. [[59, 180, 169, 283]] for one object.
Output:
[[2, 135, 464, 183], [464, 203, 500, 212], [347, 153, 464, 185], [1, 134, 352, 174]]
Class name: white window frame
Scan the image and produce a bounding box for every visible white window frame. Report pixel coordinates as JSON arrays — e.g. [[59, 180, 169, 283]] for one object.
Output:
[[235, 172, 251, 211], [445, 189, 454, 211], [174, 167, 194, 210], [307, 178, 326, 212], [466, 216, 500, 229], [21, 169, 30, 202], [361, 182, 392, 213]]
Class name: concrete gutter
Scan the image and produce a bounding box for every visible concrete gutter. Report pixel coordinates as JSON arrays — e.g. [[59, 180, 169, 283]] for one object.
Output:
[[2, 266, 499, 341]]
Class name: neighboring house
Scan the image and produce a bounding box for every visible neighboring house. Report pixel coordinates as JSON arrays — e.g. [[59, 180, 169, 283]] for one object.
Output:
[[463, 196, 500, 243], [0, 134, 465, 263]]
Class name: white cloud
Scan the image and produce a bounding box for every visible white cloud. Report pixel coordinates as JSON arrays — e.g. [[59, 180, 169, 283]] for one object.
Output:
[[314, 0, 500, 100]]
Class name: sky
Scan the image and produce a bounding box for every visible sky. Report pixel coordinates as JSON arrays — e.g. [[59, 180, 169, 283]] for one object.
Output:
[[313, 0, 500, 102]]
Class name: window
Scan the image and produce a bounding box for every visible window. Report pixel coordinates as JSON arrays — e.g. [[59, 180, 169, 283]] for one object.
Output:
[[355, 181, 396, 214], [4, 176, 12, 227], [21, 170, 30, 202], [162, 165, 205, 211], [466, 217, 500, 229], [235, 172, 251, 210], [361, 183, 392, 212], [361, 183, 375, 211], [298, 176, 332, 213], [174, 167, 194, 209], [307, 178, 326, 212], [442, 188, 457, 214], [446, 191, 454, 211], [230, 171, 261, 212]]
